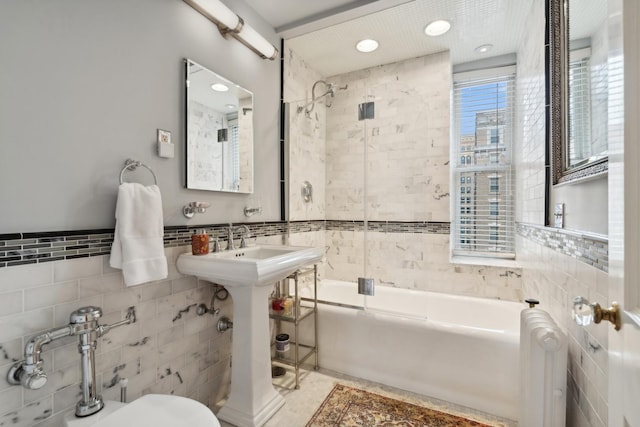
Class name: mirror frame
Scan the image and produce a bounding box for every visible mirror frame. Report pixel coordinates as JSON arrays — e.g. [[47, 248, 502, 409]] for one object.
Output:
[[184, 58, 255, 194], [548, 0, 608, 185]]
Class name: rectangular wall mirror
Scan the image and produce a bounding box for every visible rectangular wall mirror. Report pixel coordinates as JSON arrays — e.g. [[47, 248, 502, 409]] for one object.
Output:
[[549, 0, 610, 184], [185, 59, 254, 193]]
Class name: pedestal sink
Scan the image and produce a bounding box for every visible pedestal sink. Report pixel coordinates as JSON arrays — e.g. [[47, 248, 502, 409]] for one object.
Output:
[[176, 244, 322, 427]]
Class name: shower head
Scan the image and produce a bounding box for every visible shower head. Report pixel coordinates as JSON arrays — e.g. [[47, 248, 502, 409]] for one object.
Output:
[[297, 81, 348, 116]]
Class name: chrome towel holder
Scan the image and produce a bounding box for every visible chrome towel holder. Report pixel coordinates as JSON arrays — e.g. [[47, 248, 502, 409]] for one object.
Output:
[[119, 159, 158, 185]]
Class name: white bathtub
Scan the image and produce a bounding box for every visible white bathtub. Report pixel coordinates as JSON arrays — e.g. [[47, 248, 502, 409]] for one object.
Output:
[[298, 280, 523, 420]]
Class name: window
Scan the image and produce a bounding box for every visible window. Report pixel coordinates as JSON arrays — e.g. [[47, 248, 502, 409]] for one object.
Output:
[[490, 226, 499, 241], [490, 128, 499, 144], [489, 177, 499, 193], [489, 201, 499, 216], [452, 66, 515, 258]]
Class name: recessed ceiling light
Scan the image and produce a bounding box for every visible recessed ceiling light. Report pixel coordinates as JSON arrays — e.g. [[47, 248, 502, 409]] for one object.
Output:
[[226, 104, 236, 109], [475, 44, 494, 54], [356, 39, 379, 53], [424, 20, 451, 37], [211, 83, 229, 92]]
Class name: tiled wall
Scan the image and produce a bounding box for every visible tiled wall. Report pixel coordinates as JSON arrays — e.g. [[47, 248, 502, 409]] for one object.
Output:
[[326, 230, 522, 300], [517, 234, 609, 427], [325, 52, 452, 222], [514, 0, 610, 425], [281, 48, 524, 301], [0, 223, 326, 427], [514, 0, 547, 226], [283, 47, 327, 221], [0, 248, 233, 427]]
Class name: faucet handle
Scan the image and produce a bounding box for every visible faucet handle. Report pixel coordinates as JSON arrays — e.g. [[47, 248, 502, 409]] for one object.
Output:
[[7, 362, 47, 390], [210, 236, 220, 252]]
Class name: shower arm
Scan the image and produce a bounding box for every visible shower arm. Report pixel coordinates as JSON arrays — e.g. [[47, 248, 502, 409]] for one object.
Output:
[[297, 81, 348, 114], [296, 89, 334, 114]]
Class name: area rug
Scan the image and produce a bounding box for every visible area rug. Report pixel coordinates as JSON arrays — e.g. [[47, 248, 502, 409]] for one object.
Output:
[[305, 384, 493, 427]]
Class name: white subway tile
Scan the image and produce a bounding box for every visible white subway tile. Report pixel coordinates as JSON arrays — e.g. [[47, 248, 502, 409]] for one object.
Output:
[[0, 308, 53, 343], [0, 263, 52, 291], [0, 395, 52, 427], [53, 257, 102, 282], [24, 281, 78, 311], [0, 291, 22, 317]]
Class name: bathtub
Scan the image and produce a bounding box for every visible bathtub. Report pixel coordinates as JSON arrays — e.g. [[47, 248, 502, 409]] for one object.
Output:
[[297, 280, 523, 420]]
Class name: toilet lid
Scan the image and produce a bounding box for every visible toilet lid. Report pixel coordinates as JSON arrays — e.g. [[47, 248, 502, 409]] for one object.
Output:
[[92, 394, 220, 427]]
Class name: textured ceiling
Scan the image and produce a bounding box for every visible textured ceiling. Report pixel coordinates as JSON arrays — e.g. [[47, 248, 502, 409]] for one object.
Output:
[[284, 0, 535, 76], [245, 0, 608, 78], [242, 0, 369, 31]]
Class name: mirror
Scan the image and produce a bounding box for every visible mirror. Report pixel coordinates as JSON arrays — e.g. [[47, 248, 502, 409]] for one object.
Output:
[[185, 59, 254, 193], [549, 0, 609, 184]]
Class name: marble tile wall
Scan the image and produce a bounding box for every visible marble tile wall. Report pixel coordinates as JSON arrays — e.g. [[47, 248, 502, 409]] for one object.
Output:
[[325, 52, 451, 222], [326, 230, 522, 301], [283, 47, 327, 221], [514, 1, 609, 425], [517, 235, 609, 427], [514, 0, 547, 226], [0, 248, 232, 427]]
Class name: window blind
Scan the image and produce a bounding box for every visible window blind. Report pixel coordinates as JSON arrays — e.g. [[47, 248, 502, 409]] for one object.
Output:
[[452, 67, 515, 258], [230, 122, 240, 190], [568, 48, 592, 167]]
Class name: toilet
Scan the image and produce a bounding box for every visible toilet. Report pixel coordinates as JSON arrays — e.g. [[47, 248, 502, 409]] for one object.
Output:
[[63, 394, 221, 427]]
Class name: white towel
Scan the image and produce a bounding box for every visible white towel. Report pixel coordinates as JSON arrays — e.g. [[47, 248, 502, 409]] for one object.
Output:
[[110, 183, 168, 286]]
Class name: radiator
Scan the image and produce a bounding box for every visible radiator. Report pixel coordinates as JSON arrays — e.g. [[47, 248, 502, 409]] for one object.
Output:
[[520, 308, 567, 427]]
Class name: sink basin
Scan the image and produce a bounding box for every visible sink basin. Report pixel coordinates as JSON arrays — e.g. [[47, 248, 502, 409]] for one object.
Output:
[[176, 244, 322, 427], [176, 244, 322, 287]]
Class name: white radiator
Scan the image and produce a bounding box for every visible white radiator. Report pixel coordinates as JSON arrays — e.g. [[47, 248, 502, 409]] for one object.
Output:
[[519, 308, 567, 427]]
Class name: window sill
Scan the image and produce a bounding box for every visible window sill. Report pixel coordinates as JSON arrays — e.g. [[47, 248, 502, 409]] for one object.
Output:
[[450, 255, 521, 269]]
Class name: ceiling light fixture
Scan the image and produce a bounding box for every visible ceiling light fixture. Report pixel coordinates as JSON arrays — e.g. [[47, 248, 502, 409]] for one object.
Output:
[[356, 39, 379, 53], [183, 0, 278, 60], [475, 44, 494, 54], [211, 83, 229, 92], [424, 20, 451, 37]]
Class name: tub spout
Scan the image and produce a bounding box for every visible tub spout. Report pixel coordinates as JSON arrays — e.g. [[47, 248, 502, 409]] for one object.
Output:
[[358, 277, 375, 296]]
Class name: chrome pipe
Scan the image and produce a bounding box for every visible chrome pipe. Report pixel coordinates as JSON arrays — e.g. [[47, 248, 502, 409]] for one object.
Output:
[[7, 306, 136, 418]]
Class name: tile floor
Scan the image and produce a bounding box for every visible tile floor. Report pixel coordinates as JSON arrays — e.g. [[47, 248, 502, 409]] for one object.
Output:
[[217, 366, 517, 427]]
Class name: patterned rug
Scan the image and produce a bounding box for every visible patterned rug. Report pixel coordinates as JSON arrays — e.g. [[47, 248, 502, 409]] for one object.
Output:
[[306, 384, 493, 427]]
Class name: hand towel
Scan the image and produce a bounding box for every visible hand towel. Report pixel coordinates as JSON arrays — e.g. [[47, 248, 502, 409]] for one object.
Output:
[[110, 183, 168, 286]]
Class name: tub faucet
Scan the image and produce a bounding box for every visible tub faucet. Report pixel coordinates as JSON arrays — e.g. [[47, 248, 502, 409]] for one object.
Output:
[[358, 277, 375, 296], [7, 306, 136, 417]]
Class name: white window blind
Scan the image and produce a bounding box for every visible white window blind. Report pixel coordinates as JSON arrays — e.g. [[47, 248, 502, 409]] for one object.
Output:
[[452, 66, 515, 258], [230, 121, 240, 191], [568, 48, 592, 167]]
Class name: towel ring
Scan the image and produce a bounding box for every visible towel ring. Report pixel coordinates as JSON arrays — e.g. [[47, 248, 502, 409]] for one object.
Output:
[[119, 159, 158, 185]]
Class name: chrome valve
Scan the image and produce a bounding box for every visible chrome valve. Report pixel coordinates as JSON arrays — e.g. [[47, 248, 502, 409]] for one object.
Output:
[[7, 306, 136, 417]]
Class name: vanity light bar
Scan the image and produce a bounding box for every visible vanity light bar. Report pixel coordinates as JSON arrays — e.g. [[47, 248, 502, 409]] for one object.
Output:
[[183, 0, 278, 60]]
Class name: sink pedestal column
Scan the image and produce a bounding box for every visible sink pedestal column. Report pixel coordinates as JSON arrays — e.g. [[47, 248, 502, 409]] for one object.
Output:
[[217, 285, 284, 427]]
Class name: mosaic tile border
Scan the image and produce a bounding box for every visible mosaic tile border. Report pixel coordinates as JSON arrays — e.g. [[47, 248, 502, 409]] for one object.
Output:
[[517, 222, 608, 272], [0, 220, 449, 269], [325, 220, 450, 234]]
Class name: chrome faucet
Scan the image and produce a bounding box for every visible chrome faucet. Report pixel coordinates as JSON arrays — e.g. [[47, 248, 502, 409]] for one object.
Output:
[[7, 306, 136, 417], [226, 223, 250, 250]]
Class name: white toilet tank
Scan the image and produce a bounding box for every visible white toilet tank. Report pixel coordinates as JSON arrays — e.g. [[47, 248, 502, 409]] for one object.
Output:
[[64, 394, 221, 427]]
